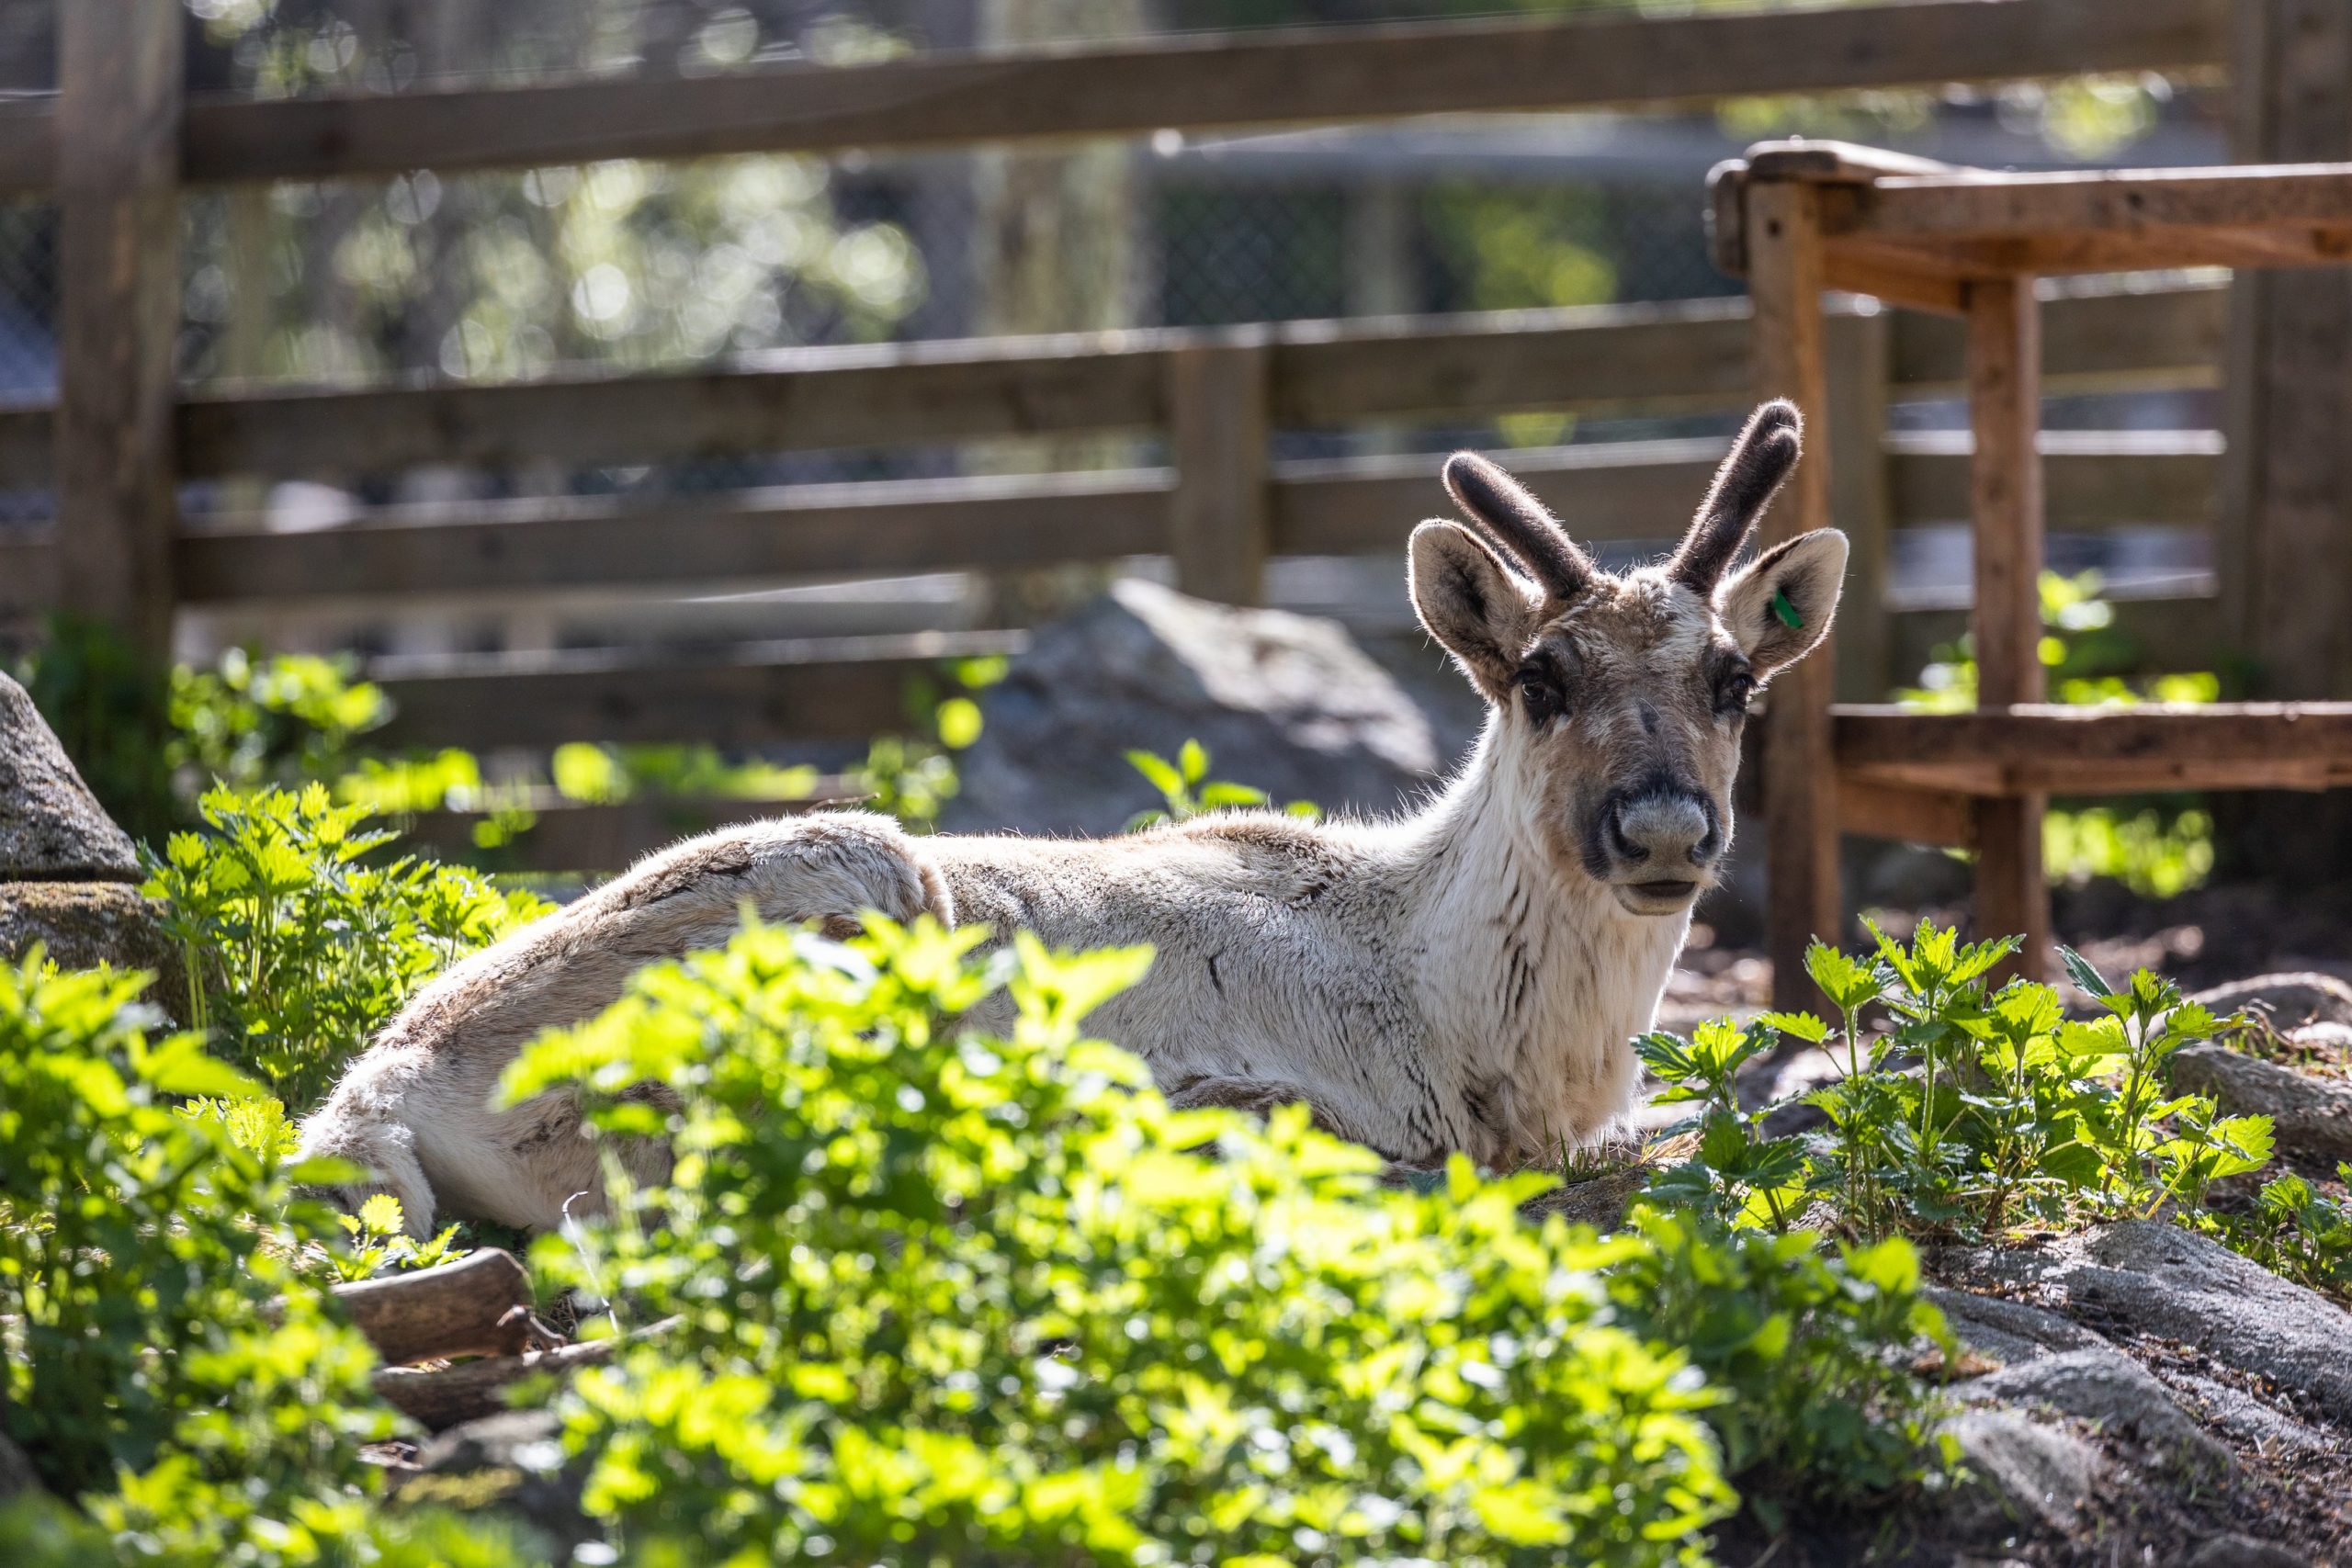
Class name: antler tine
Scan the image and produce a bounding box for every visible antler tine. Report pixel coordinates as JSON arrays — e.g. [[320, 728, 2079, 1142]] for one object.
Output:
[[1440, 452, 1596, 605], [1668, 399, 1803, 593]]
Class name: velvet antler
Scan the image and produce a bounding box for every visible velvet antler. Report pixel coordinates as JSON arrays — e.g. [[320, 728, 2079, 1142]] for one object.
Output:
[[1668, 399, 1803, 593], [1440, 452, 1597, 606]]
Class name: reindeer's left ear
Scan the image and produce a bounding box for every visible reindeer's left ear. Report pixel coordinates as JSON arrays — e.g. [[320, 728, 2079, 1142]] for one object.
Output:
[[1716, 528, 1848, 679]]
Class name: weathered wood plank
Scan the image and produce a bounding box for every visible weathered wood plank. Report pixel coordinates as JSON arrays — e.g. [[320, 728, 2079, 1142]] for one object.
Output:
[[1962, 275, 2048, 971], [177, 470, 1170, 604], [1168, 340, 1272, 605], [53, 0, 182, 659], [1837, 776, 1974, 847], [0, 285, 2231, 492], [370, 631, 1023, 750], [1836, 702, 2352, 795], [148, 0, 2225, 186], [1747, 176, 1845, 1010], [176, 334, 1172, 480], [1847, 164, 2352, 247]]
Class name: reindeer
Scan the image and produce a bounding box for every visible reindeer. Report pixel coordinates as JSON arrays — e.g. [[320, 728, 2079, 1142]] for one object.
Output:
[[299, 401, 1846, 1235]]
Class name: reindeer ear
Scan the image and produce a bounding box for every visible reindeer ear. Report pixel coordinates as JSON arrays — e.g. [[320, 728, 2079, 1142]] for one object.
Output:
[[1716, 528, 1848, 680], [1409, 520, 1537, 699]]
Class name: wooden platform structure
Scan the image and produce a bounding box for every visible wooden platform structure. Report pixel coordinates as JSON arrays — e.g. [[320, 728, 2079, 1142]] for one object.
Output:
[[1710, 141, 2352, 1006]]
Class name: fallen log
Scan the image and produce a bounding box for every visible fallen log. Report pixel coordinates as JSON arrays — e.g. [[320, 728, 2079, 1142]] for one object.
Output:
[[332, 1248, 535, 1367], [371, 1317, 681, 1431]]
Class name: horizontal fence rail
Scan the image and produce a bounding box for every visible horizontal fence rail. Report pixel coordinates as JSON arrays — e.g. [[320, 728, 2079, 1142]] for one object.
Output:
[[0, 280, 2225, 491], [0, 0, 2228, 195]]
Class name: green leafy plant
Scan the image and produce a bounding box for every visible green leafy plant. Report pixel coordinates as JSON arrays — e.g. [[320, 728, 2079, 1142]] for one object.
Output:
[[326, 1192, 464, 1282], [1125, 738, 1320, 829], [506, 917, 1744, 1565], [143, 784, 550, 1111], [1606, 1207, 1955, 1513], [0, 953, 390, 1538], [1641, 922, 2273, 1247], [2224, 1165, 2352, 1304]]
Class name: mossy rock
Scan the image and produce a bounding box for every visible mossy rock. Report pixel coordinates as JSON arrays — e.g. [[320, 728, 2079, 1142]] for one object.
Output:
[[0, 882, 186, 1022]]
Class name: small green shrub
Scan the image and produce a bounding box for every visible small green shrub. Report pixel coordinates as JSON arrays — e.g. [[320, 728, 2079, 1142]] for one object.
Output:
[[0, 953, 388, 1537], [143, 784, 550, 1111], [1605, 1208, 1954, 1512], [2224, 1165, 2352, 1304], [507, 919, 1742, 1565], [1643, 921, 2274, 1246]]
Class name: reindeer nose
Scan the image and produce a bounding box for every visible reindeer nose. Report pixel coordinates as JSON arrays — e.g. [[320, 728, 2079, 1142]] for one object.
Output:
[[1608, 790, 1720, 869]]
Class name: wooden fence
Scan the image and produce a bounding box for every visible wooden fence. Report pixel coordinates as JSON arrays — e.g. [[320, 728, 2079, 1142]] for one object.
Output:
[[0, 0, 2262, 868]]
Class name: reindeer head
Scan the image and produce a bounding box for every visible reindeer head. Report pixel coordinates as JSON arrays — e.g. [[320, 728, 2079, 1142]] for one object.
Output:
[[1408, 400, 1847, 917]]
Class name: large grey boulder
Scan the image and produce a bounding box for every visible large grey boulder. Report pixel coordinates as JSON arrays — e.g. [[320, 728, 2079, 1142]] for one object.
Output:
[[1950, 1221, 2352, 1427], [944, 581, 1443, 837], [0, 672, 138, 881], [0, 672, 178, 1006], [2171, 1043, 2352, 1167]]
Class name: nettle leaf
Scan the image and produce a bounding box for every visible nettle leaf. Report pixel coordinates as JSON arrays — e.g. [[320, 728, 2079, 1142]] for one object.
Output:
[[1944, 934, 2020, 990], [2039, 1139, 2105, 1187], [1178, 738, 1210, 784], [2058, 943, 2115, 1001], [1125, 749, 1183, 800], [1757, 1010, 1830, 1044]]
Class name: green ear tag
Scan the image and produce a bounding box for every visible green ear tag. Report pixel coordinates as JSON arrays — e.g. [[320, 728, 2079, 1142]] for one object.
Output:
[[1769, 587, 1804, 630]]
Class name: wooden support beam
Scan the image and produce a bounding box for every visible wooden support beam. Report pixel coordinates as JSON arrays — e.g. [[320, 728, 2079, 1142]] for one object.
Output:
[[1168, 340, 1272, 605], [53, 0, 182, 660], [1826, 308, 1894, 700], [1746, 178, 1844, 1011], [1962, 276, 2049, 975], [1835, 703, 2352, 795], [1837, 776, 1974, 848]]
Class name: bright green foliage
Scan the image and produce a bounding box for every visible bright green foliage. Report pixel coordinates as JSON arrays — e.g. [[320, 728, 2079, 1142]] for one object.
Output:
[[168, 649, 391, 794], [325, 1193, 465, 1283], [0, 953, 389, 1536], [1606, 1209, 1955, 1511], [506, 919, 1736, 1565], [143, 784, 550, 1111], [2224, 1166, 2352, 1304], [1643, 921, 2274, 1245], [1126, 738, 1320, 829]]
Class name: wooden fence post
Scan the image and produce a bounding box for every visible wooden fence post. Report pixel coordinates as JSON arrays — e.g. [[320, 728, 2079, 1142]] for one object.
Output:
[[1747, 178, 1843, 1012], [2219, 0, 2352, 886], [55, 0, 185, 661], [1963, 275, 2050, 976], [1826, 305, 1894, 703], [1167, 336, 1272, 606]]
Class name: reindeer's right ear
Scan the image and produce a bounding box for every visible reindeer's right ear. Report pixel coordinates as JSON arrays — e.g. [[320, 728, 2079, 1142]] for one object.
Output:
[[1409, 520, 1537, 699]]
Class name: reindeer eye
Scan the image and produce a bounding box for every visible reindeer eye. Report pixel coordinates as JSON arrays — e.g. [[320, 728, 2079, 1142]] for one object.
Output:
[[1516, 671, 1565, 726], [1719, 672, 1757, 716]]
